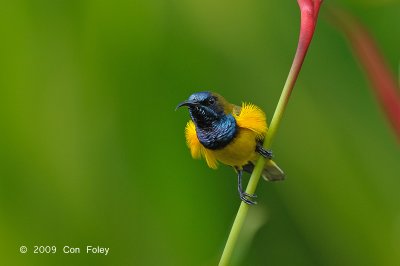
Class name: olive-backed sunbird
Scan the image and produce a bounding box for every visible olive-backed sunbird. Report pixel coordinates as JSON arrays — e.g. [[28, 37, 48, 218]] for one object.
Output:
[[176, 91, 285, 205]]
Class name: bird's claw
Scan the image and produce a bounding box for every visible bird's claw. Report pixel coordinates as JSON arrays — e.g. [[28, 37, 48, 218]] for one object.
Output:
[[242, 192, 257, 198], [256, 143, 273, 159], [240, 192, 257, 205]]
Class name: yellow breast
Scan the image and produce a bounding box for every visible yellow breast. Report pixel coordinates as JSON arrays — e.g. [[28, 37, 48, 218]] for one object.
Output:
[[212, 128, 260, 167]]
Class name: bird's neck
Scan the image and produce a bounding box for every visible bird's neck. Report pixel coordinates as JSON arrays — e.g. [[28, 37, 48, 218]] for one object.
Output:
[[192, 114, 237, 150]]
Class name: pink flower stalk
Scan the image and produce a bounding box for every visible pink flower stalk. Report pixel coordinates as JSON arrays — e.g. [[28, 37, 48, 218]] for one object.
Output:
[[329, 7, 400, 142], [266, 0, 323, 146], [291, 0, 323, 80], [296, 0, 323, 64]]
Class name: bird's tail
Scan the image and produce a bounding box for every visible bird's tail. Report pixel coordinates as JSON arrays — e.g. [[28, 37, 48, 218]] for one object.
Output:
[[262, 160, 285, 181], [242, 160, 285, 181]]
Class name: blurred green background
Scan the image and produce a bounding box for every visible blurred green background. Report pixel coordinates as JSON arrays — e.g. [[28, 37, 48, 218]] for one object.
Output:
[[0, 0, 399, 265]]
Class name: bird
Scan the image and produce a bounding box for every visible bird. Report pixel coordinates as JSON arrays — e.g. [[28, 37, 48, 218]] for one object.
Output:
[[176, 91, 285, 204]]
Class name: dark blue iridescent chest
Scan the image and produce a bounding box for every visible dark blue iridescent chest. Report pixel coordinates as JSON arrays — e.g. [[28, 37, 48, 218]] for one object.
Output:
[[194, 114, 237, 150]]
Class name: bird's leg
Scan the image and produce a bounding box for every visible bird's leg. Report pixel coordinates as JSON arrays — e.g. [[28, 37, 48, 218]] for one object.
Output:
[[236, 167, 257, 205], [256, 143, 273, 159]]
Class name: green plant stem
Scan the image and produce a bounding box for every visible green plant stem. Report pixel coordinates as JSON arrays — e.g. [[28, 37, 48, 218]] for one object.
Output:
[[219, 1, 322, 264], [218, 56, 299, 266]]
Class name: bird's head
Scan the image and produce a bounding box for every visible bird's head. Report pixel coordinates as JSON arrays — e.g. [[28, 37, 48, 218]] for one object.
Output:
[[176, 91, 231, 128]]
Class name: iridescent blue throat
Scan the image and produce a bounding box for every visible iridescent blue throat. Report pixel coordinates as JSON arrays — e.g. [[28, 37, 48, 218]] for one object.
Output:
[[190, 112, 237, 150]]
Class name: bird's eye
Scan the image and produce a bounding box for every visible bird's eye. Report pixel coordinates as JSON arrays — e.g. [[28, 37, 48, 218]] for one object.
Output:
[[207, 97, 215, 105]]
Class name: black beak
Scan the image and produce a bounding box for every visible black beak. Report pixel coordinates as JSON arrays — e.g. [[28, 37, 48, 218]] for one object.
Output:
[[175, 100, 197, 111]]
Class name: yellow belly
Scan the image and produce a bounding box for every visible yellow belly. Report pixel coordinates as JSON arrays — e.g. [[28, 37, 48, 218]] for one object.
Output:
[[211, 128, 259, 168]]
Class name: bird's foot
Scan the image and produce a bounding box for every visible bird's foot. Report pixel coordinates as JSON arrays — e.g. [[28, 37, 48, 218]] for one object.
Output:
[[256, 143, 273, 159], [240, 192, 257, 205], [236, 167, 258, 205]]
